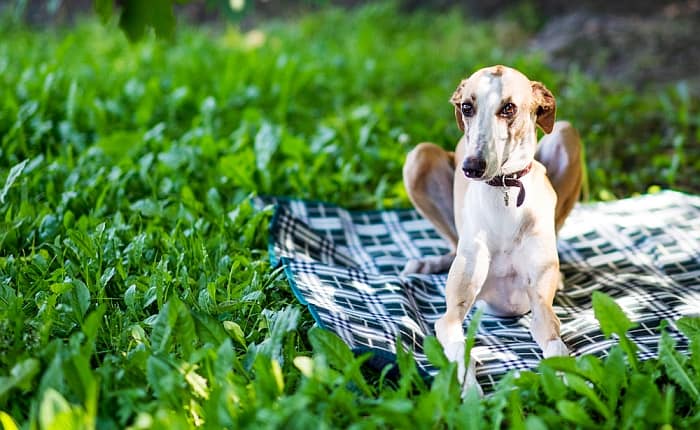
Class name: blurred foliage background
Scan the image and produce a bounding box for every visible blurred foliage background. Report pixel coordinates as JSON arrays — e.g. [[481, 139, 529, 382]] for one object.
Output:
[[3, 0, 699, 202]]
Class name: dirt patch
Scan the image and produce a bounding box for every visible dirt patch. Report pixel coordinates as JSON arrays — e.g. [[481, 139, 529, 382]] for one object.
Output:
[[530, 10, 700, 91]]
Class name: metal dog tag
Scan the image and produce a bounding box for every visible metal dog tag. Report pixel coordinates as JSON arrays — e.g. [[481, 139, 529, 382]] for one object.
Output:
[[502, 177, 510, 206]]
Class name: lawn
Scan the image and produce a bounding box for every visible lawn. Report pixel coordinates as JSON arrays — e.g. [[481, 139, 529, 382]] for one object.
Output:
[[1, 3, 699, 428]]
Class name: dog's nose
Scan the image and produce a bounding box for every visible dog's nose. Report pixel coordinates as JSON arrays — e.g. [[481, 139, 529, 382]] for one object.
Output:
[[462, 156, 486, 178]]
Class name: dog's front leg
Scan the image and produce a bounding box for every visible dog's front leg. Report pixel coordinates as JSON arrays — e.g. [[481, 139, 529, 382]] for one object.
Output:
[[435, 237, 490, 395], [527, 262, 569, 357]]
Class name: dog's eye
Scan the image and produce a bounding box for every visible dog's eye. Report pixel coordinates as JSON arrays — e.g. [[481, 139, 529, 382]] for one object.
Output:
[[499, 102, 516, 117], [461, 102, 474, 117]]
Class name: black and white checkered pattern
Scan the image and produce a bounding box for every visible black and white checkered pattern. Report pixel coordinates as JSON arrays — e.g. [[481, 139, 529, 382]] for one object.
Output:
[[262, 191, 700, 391]]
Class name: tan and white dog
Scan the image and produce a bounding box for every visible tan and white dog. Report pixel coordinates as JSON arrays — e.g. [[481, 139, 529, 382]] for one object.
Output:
[[402, 65, 582, 394]]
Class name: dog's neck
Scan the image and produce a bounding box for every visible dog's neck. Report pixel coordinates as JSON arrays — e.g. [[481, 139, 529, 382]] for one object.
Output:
[[485, 163, 532, 207]]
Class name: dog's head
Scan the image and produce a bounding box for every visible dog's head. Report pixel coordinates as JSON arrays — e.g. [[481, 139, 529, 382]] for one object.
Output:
[[450, 65, 556, 180]]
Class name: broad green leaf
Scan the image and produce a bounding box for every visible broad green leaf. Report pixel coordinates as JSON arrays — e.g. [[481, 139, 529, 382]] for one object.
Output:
[[183, 364, 209, 399], [71, 279, 91, 322], [395, 337, 424, 394], [254, 121, 280, 172], [676, 317, 700, 339], [49, 282, 73, 294], [540, 355, 579, 374], [192, 311, 228, 346], [174, 300, 197, 359], [676, 317, 700, 374], [293, 356, 314, 378], [566, 373, 611, 420], [150, 299, 179, 354], [602, 346, 626, 411], [524, 416, 547, 430], [0, 412, 19, 430], [60, 346, 97, 409], [129, 198, 163, 218], [0, 358, 40, 398], [270, 359, 285, 394], [661, 386, 675, 427], [223, 320, 247, 348], [39, 389, 79, 430], [96, 131, 140, 160], [592, 291, 636, 337], [592, 291, 638, 370], [557, 400, 597, 429], [692, 337, 700, 376], [213, 339, 243, 383], [458, 385, 484, 430], [257, 306, 300, 362], [621, 374, 663, 428], [124, 284, 138, 311], [146, 356, 180, 406], [461, 308, 483, 382], [487, 375, 511, 429], [99, 267, 116, 289], [507, 387, 525, 430], [427, 359, 459, 403], [577, 355, 605, 386], [540, 366, 567, 401], [376, 398, 413, 414], [36, 353, 64, 403], [80, 305, 106, 351], [308, 326, 354, 371], [658, 331, 700, 402], [423, 335, 449, 369], [0, 159, 28, 204], [252, 355, 285, 402]]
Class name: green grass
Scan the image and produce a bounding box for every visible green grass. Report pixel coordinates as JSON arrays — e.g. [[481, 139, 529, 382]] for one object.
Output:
[[0, 3, 699, 428]]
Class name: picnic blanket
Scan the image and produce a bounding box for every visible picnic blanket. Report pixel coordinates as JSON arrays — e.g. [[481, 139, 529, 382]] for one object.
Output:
[[262, 191, 700, 391]]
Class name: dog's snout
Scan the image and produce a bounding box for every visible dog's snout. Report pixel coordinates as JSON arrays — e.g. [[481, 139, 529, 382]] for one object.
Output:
[[462, 156, 486, 178]]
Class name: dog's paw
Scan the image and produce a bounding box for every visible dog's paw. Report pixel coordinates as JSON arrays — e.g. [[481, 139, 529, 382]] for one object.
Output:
[[434, 316, 465, 347], [443, 341, 484, 398], [543, 339, 569, 358], [435, 317, 484, 395], [443, 340, 465, 363]]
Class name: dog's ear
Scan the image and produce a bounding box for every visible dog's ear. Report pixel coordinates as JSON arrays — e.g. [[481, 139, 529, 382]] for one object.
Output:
[[531, 81, 556, 134], [450, 80, 466, 132]]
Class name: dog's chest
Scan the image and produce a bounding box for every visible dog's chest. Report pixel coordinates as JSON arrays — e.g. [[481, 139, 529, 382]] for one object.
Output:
[[460, 201, 524, 245], [489, 249, 520, 277], [460, 187, 534, 278], [478, 248, 531, 316]]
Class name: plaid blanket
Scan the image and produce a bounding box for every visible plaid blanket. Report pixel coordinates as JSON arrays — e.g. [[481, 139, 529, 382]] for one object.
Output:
[[262, 191, 700, 391]]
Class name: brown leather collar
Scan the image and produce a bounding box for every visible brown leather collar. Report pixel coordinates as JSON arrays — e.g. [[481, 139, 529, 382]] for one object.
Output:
[[485, 163, 532, 207]]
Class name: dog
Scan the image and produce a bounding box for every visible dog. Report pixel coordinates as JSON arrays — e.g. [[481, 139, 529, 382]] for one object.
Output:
[[402, 65, 582, 394]]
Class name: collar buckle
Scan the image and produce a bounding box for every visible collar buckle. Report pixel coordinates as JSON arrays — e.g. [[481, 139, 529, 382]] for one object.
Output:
[[486, 162, 533, 208]]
